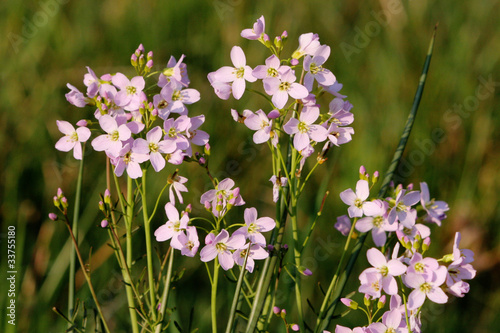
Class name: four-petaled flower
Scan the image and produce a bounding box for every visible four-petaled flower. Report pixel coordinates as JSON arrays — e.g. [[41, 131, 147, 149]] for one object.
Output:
[[55, 120, 91, 160], [200, 229, 246, 270]]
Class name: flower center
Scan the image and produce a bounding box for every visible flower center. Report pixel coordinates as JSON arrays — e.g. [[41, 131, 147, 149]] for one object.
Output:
[[173, 220, 181, 232], [235, 67, 245, 79], [158, 100, 168, 109], [186, 241, 194, 250], [354, 198, 363, 209], [267, 67, 278, 77], [70, 132, 79, 142], [123, 152, 132, 164], [371, 280, 380, 292], [297, 121, 309, 134], [309, 63, 321, 74], [111, 130, 120, 141], [373, 216, 384, 228], [385, 328, 396, 333], [168, 127, 178, 138], [240, 249, 248, 258], [215, 242, 227, 253], [126, 85, 137, 95], [420, 282, 432, 294], [248, 223, 258, 234], [172, 90, 182, 101], [149, 142, 159, 153], [279, 81, 291, 91], [415, 262, 425, 273], [379, 265, 389, 277]]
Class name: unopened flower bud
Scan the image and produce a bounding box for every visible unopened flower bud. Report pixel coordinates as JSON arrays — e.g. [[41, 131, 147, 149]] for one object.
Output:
[[359, 166, 368, 181], [281, 30, 288, 39], [204, 143, 211, 156], [199, 157, 206, 165], [53, 196, 60, 207], [372, 171, 379, 185], [341, 298, 358, 310], [61, 197, 68, 209], [139, 54, 145, 67], [185, 204, 192, 213], [364, 294, 371, 307], [151, 108, 158, 117], [274, 36, 282, 49], [147, 50, 153, 60], [101, 219, 109, 228], [290, 58, 299, 66], [377, 295, 386, 309], [267, 244, 274, 252], [280, 309, 287, 318], [422, 237, 431, 251], [291, 324, 299, 331], [137, 43, 144, 53], [204, 201, 211, 211], [76, 119, 88, 127], [48, 213, 58, 221], [104, 189, 111, 204], [299, 266, 312, 276], [146, 59, 153, 69], [407, 183, 414, 191], [273, 306, 281, 315], [131, 53, 138, 66], [57, 188, 64, 198], [98, 200, 105, 211]]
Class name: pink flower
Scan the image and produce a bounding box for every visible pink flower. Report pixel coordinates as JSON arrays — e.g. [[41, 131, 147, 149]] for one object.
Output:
[[169, 174, 188, 204], [388, 189, 420, 227], [406, 252, 439, 280], [339, 180, 374, 218], [252, 55, 283, 81], [283, 106, 328, 151], [292, 33, 321, 59], [335, 215, 351, 236], [208, 72, 232, 100], [159, 54, 190, 87], [303, 45, 336, 91], [175, 226, 200, 257], [185, 115, 210, 156], [264, 68, 308, 109], [154, 203, 189, 243], [163, 115, 190, 151], [157, 79, 200, 118], [405, 266, 448, 309], [233, 243, 269, 273], [55, 120, 91, 160], [200, 229, 246, 270], [200, 178, 245, 217], [233, 207, 276, 246], [241, 15, 266, 40], [270, 175, 287, 203], [210, 46, 256, 100], [361, 248, 407, 295], [355, 200, 396, 247], [112, 143, 149, 179], [420, 182, 449, 226], [368, 309, 405, 333], [112, 73, 146, 111], [132, 126, 176, 172], [244, 109, 274, 145], [65, 83, 87, 107], [91, 115, 132, 157]]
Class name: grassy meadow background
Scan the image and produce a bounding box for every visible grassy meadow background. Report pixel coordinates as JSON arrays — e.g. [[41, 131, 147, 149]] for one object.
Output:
[[1, 0, 499, 332]]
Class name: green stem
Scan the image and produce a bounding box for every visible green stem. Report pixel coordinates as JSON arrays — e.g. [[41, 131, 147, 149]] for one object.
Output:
[[141, 169, 158, 323], [68, 147, 85, 330], [63, 217, 111, 333], [155, 249, 174, 333], [125, 176, 140, 333], [225, 244, 251, 333], [212, 258, 220, 333]]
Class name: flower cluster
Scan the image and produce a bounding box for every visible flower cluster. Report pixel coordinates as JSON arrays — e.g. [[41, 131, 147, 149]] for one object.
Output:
[[208, 15, 354, 189], [58, 44, 208, 181], [334, 167, 476, 332]]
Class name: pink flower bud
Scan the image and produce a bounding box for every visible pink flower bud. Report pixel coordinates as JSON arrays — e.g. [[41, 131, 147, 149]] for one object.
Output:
[[204, 201, 211, 210], [57, 188, 63, 198], [185, 204, 192, 213], [291, 324, 300, 331], [147, 51, 153, 59], [199, 157, 206, 165], [151, 108, 158, 117], [407, 183, 414, 190], [131, 53, 138, 62], [48, 213, 58, 221], [273, 306, 281, 315], [146, 60, 153, 69], [76, 119, 88, 127], [359, 165, 366, 175], [280, 309, 286, 317], [290, 58, 299, 66], [378, 295, 386, 309], [101, 219, 109, 228], [281, 30, 288, 38], [138, 44, 144, 53]]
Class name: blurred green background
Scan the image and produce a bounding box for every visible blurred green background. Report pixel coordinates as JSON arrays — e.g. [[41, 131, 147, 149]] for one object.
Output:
[[1, 0, 499, 332]]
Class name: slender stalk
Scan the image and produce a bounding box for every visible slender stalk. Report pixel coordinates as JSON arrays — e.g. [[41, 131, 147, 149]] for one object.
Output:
[[314, 27, 437, 333], [68, 148, 85, 330], [63, 217, 111, 333], [225, 244, 251, 333], [211, 258, 220, 333], [125, 176, 140, 333], [155, 249, 174, 333], [141, 169, 158, 323]]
